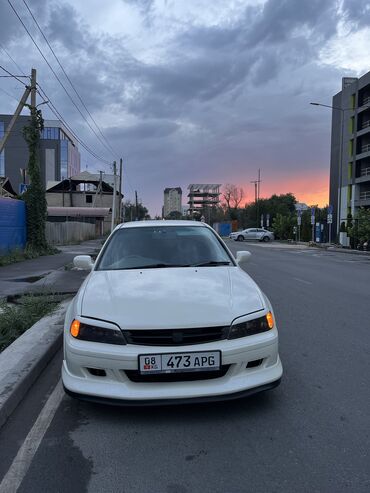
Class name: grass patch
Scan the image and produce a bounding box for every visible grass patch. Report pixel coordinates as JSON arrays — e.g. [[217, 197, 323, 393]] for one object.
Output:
[[0, 293, 62, 353], [0, 245, 59, 267]]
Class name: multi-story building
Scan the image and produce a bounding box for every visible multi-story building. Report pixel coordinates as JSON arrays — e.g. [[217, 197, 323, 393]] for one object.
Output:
[[187, 184, 221, 216], [0, 115, 80, 193], [330, 74, 370, 235], [163, 187, 182, 217]]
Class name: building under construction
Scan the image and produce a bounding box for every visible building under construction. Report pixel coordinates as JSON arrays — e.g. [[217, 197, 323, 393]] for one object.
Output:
[[187, 184, 222, 217]]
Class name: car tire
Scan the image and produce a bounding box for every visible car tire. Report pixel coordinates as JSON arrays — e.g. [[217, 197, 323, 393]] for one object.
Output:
[[237, 235, 244, 242], [262, 236, 270, 242]]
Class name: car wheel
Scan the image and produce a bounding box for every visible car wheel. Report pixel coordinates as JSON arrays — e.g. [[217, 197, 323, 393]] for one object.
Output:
[[262, 236, 270, 242], [237, 235, 244, 242]]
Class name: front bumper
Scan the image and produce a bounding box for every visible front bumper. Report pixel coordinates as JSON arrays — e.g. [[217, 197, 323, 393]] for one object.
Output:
[[62, 330, 282, 403]]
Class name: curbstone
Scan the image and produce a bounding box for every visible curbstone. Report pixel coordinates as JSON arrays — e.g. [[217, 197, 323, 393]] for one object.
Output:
[[0, 300, 70, 430]]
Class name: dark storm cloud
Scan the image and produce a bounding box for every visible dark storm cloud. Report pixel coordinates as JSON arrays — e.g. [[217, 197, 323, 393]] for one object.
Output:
[[0, 0, 359, 213], [107, 120, 179, 139]]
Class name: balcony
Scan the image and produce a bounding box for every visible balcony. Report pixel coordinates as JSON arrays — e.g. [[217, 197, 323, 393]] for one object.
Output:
[[363, 96, 370, 106], [362, 120, 370, 129], [360, 191, 370, 200], [361, 167, 370, 177], [361, 144, 370, 153]]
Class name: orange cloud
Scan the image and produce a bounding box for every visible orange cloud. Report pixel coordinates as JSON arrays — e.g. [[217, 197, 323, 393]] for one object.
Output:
[[237, 170, 329, 208]]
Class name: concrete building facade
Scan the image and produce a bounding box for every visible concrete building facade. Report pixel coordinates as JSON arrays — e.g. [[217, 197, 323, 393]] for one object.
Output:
[[330, 74, 370, 235], [163, 187, 182, 217], [187, 184, 221, 216], [0, 115, 80, 193]]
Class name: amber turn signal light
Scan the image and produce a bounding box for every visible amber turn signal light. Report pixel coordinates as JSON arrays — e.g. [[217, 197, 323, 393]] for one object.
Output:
[[70, 319, 80, 338], [266, 311, 274, 329]]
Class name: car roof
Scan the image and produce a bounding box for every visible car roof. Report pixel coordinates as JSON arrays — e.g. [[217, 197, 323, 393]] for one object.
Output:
[[117, 220, 208, 229]]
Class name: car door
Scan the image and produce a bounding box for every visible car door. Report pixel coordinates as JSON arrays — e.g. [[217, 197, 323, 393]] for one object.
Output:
[[256, 229, 265, 240], [244, 228, 257, 240]]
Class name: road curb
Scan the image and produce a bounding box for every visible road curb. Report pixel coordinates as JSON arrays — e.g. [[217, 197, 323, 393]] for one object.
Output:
[[0, 300, 70, 430]]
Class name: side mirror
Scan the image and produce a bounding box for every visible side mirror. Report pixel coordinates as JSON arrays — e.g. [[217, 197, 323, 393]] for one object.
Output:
[[236, 251, 251, 266], [73, 255, 94, 270]]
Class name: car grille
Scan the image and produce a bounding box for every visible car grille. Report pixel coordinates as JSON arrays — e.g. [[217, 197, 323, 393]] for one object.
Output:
[[124, 365, 231, 383], [123, 326, 228, 346]]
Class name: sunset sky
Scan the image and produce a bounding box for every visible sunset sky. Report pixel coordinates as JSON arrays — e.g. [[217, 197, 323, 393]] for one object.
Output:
[[1, 0, 370, 214]]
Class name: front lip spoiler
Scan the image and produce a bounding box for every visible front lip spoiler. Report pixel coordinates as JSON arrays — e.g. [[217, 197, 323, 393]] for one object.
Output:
[[63, 377, 281, 407]]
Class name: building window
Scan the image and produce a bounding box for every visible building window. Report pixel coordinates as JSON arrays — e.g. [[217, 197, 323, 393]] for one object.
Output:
[[41, 127, 59, 140], [86, 194, 93, 204], [60, 140, 68, 180], [0, 121, 4, 177]]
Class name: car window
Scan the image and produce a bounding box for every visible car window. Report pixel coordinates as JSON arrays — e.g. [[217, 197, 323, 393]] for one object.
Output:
[[96, 226, 233, 270]]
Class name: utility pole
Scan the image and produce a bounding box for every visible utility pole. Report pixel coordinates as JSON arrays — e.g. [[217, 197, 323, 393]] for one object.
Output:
[[31, 68, 36, 108], [250, 169, 261, 228], [118, 157, 123, 223], [0, 69, 34, 154], [135, 190, 138, 221], [111, 161, 117, 232]]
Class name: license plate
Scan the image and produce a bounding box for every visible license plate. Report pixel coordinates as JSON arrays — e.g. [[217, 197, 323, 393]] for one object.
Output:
[[138, 351, 221, 374]]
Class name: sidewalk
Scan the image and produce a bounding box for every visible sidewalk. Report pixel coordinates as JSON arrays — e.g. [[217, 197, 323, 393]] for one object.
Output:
[[0, 239, 103, 298]]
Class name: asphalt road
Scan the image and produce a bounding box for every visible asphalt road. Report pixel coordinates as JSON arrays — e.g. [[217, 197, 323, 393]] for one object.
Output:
[[0, 241, 369, 493]]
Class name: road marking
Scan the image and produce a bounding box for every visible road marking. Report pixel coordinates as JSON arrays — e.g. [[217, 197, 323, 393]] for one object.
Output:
[[293, 277, 313, 285], [0, 381, 64, 493]]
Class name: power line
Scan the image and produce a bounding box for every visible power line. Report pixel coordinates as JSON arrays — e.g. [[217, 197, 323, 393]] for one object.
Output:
[[0, 42, 26, 75], [0, 87, 22, 103], [7, 0, 117, 161], [22, 0, 119, 159], [0, 64, 28, 86], [37, 84, 112, 166]]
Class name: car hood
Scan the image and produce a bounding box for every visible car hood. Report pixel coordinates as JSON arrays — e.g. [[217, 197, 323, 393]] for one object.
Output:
[[80, 267, 265, 329]]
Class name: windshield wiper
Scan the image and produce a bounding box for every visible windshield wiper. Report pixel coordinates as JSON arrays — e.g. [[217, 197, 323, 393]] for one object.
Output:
[[125, 263, 191, 270], [191, 261, 231, 267]]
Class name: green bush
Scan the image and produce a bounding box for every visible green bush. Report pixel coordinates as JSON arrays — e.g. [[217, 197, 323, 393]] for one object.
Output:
[[0, 293, 61, 352]]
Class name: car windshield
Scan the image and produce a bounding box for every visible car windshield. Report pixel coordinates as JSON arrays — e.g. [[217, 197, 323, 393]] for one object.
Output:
[[96, 225, 233, 270]]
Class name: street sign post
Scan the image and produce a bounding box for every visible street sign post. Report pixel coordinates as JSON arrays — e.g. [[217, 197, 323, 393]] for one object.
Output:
[[260, 214, 264, 228], [266, 213, 270, 228], [297, 210, 301, 241], [311, 207, 315, 242], [327, 205, 333, 244]]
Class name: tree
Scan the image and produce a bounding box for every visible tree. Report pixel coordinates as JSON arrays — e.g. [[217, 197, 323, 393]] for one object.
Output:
[[123, 200, 150, 221], [166, 210, 182, 220], [347, 208, 370, 244], [222, 184, 245, 217], [272, 213, 296, 240], [22, 107, 48, 252]]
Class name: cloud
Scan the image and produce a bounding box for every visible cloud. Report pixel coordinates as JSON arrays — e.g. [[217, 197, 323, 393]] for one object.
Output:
[[0, 0, 365, 214]]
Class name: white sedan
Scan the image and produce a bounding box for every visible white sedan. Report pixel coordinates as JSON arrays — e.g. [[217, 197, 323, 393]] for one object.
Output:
[[62, 220, 282, 405], [230, 228, 274, 242]]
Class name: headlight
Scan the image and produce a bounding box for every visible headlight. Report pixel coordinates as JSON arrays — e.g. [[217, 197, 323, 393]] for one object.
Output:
[[228, 312, 274, 339], [70, 319, 126, 345]]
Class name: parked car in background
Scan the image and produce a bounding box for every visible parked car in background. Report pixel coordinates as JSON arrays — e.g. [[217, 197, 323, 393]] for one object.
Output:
[[62, 220, 282, 405], [229, 228, 274, 242]]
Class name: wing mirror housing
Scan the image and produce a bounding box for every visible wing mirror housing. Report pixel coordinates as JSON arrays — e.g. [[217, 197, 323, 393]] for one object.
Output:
[[73, 255, 94, 270], [236, 251, 251, 266]]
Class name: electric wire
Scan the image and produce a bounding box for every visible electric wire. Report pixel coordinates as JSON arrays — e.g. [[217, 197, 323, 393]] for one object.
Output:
[[22, 0, 119, 159], [0, 42, 26, 76], [0, 64, 28, 86], [7, 0, 117, 161], [37, 84, 112, 166]]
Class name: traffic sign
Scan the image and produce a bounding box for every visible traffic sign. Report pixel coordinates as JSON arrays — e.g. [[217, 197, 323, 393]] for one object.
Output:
[[19, 183, 28, 194], [297, 216, 302, 226], [311, 207, 315, 225], [327, 214, 333, 224], [328, 204, 333, 214]]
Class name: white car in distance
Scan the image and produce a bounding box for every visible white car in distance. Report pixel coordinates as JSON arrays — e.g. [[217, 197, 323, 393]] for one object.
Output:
[[62, 221, 282, 405], [230, 228, 274, 242]]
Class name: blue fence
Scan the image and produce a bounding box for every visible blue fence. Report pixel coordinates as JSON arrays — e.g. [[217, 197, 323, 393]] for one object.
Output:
[[213, 222, 232, 237], [0, 198, 26, 253]]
